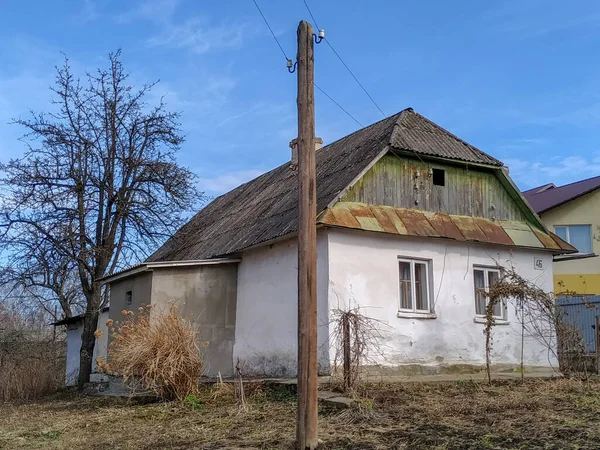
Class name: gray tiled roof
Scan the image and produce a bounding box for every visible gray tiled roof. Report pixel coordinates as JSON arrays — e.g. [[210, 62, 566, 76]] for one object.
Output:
[[148, 108, 503, 261]]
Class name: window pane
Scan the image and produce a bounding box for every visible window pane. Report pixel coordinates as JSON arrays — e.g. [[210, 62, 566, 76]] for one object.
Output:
[[493, 300, 502, 318], [569, 225, 592, 253], [554, 226, 567, 241], [474, 270, 486, 315], [399, 261, 412, 310], [414, 262, 428, 311], [488, 270, 499, 289]]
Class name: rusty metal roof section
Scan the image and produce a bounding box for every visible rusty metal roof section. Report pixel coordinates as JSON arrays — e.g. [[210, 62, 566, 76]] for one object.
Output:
[[318, 202, 577, 253]]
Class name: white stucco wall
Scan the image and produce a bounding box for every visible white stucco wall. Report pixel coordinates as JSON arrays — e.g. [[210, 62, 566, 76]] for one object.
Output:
[[233, 230, 330, 376], [327, 229, 557, 371], [65, 309, 110, 386]]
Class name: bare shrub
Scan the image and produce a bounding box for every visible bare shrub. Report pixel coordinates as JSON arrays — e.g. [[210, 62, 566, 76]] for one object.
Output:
[[97, 304, 205, 401], [0, 306, 64, 402], [482, 267, 588, 383], [329, 305, 388, 394]]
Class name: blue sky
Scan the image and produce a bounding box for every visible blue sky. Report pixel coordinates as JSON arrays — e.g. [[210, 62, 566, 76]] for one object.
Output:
[[1, 0, 600, 197]]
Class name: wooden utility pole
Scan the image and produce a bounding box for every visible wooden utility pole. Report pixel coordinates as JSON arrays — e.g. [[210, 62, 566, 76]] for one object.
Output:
[[296, 19, 318, 450]]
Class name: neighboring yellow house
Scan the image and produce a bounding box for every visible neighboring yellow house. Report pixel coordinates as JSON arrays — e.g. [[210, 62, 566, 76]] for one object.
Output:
[[523, 177, 600, 294]]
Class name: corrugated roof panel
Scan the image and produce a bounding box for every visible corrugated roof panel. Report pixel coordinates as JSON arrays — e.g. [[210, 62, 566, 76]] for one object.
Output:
[[397, 209, 439, 237], [371, 206, 400, 234], [318, 202, 573, 253], [380, 205, 409, 234], [474, 218, 513, 246], [533, 229, 561, 250], [424, 211, 465, 241], [356, 216, 384, 232], [450, 216, 488, 242], [329, 205, 362, 229], [503, 226, 544, 249]]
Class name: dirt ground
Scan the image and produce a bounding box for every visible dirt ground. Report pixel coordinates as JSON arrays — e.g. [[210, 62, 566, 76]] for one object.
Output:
[[1, 378, 600, 449]]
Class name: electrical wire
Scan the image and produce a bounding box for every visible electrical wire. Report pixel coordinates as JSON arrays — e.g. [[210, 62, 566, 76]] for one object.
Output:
[[251, 0, 289, 60], [315, 83, 363, 127], [301, 0, 387, 118], [250, 0, 363, 129], [302, 0, 321, 31]]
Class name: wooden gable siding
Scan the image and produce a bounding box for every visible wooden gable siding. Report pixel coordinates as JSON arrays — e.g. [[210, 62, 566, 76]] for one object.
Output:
[[341, 154, 527, 221]]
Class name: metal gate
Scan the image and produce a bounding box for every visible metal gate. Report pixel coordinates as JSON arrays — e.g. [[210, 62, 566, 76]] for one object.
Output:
[[557, 296, 600, 353]]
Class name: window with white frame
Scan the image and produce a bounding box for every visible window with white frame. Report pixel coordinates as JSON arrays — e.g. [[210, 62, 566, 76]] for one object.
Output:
[[398, 258, 432, 313], [554, 225, 592, 254], [473, 267, 504, 319]]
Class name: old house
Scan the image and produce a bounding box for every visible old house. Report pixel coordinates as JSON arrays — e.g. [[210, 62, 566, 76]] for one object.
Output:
[[69, 108, 575, 379]]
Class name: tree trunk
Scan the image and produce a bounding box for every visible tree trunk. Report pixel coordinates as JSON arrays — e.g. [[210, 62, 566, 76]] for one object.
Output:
[[77, 290, 101, 389]]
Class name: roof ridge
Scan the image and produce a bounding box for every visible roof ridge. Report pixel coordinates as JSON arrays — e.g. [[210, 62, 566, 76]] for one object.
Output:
[[203, 110, 411, 205], [554, 175, 600, 189], [395, 110, 502, 165], [317, 108, 408, 151]]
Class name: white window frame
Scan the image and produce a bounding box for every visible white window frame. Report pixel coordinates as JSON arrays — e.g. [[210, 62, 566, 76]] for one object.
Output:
[[473, 266, 506, 321], [398, 258, 432, 315], [554, 225, 593, 254]]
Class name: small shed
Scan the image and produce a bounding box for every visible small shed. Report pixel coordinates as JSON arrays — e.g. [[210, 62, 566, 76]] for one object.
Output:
[[53, 307, 110, 386]]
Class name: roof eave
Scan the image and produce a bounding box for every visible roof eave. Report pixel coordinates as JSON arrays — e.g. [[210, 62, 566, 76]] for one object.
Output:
[[387, 148, 503, 169], [101, 258, 241, 284]]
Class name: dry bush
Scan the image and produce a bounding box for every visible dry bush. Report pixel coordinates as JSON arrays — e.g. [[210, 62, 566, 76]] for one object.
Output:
[[97, 304, 205, 401], [329, 305, 388, 395], [483, 266, 589, 382], [0, 308, 64, 402]]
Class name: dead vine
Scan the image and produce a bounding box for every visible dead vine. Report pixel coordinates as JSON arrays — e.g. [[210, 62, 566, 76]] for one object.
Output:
[[482, 266, 588, 383], [329, 305, 389, 394]]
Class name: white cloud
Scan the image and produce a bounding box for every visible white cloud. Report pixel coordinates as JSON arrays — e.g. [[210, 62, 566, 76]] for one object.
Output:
[[504, 155, 600, 188], [148, 19, 248, 54], [197, 169, 266, 195]]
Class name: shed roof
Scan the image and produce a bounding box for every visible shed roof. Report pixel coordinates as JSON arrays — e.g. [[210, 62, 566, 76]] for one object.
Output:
[[523, 176, 600, 214], [148, 109, 512, 262], [53, 306, 109, 326]]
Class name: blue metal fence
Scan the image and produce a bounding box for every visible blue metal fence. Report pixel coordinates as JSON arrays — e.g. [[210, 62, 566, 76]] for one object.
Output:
[[557, 296, 600, 354]]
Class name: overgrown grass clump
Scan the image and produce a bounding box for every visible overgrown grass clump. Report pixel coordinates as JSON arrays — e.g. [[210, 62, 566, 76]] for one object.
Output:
[[98, 305, 205, 401]]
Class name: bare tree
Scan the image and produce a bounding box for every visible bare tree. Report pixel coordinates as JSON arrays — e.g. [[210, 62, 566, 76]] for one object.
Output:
[[0, 229, 82, 320], [0, 50, 199, 388]]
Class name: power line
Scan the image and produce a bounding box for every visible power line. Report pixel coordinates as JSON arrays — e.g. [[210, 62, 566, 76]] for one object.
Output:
[[251, 0, 289, 60], [314, 83, 363, 127], [250, 0, 363, 128], [301, 0, 387, 118], [302, 0, 321, 31]]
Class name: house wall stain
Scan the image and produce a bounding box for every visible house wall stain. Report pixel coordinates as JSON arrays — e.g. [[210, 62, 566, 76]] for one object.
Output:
[[233, 231, 331, 377]]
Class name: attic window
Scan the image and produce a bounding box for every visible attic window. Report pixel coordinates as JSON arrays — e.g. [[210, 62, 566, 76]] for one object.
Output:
[[432, 168, 445, 186], [126, 290, 132, 306]]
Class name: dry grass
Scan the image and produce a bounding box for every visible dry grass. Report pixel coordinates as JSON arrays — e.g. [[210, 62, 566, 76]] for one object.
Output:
[[1, 378, 600, 449], [0, 340, 64, 402], [97, 305, 205, 401]]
